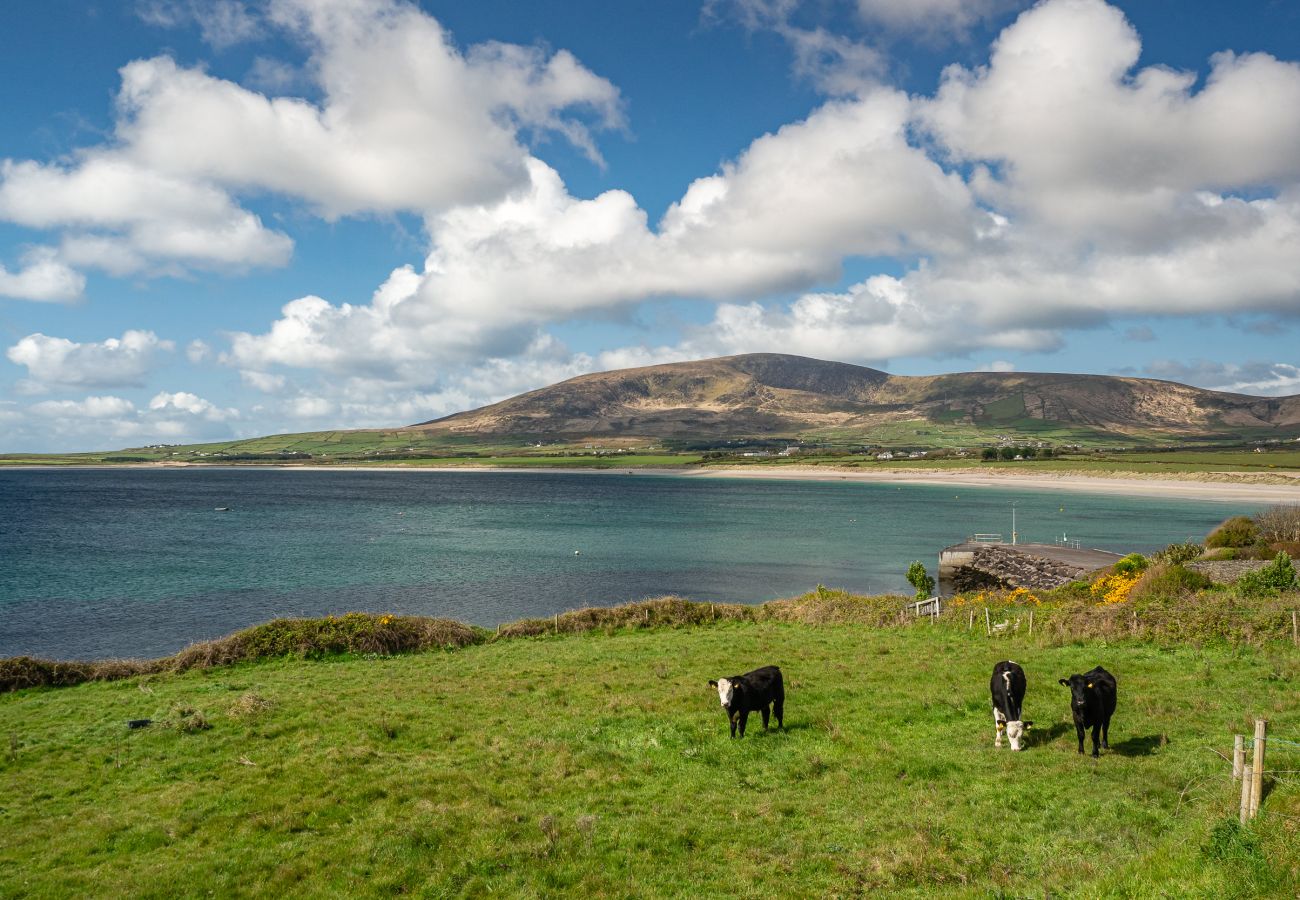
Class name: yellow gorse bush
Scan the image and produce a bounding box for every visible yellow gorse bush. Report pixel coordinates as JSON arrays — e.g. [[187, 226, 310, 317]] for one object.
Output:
[[1090, 572, 1140, 605]]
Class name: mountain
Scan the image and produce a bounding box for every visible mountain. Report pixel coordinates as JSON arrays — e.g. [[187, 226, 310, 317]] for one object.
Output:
[[409, 353, 1300, 443]]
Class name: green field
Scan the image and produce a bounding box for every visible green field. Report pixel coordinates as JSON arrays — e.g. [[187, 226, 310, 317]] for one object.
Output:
[[4, 621, 1298, 897]]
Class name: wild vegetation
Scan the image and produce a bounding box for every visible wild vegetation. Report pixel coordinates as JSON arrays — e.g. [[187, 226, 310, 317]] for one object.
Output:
[[4, 508, 1300, 895], [3, 614, 1298, 896]]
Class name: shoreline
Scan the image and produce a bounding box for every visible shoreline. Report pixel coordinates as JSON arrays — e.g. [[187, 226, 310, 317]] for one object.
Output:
[[5, 459, 1300, 502]]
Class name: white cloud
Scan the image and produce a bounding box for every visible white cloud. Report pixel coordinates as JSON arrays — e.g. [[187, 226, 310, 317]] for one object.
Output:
[[0, 247, 85, 302], [8, 389, 241, 451], [1144, 361, 1300, 397], [976, 359, 1017, 372], [29, 395, 137, 419], [0, 157, 293, 275], [7, 330, 174, 392], [117, 1, 622, 218], [855, 0, 1020, 39], [136, 0, 262, 49], [149, 390, 236, 421], [228, 89, 983, 377], [186, 339, 212, 364], [239, 369, 287, 393], [0, 0, 622, 287], [918, 0, 1300, 239]]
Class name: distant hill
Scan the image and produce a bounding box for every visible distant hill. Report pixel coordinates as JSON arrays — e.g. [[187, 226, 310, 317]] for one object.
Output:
[[410, 353, 1300, 443]]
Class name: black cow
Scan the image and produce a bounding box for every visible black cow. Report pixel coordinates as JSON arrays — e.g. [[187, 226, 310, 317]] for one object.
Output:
[[708, 665, 784, 738], [1059, 666, 1117, 757], [990, 660, 1032, 751]]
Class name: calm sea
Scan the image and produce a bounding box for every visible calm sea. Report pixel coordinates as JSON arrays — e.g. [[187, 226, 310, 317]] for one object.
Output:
[[0, 468, 1247, 660]]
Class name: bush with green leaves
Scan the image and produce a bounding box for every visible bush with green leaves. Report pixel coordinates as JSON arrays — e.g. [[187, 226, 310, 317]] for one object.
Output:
[[1205, 516, 1260, 549], [1236, 552, 1297, 596], [1112, 553, 1150, 576], [905, 561, 935, 601], [1153, 542, 1204, 565]]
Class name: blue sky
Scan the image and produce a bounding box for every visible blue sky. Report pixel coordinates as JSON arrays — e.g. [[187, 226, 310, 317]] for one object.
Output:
[[2, 0, 1299, 451]]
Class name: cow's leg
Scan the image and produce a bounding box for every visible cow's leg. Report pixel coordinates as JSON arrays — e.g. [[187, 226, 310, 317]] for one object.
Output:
[[1101, 715, 1111, 750], [773, 697, 784, 730], [729, 713, 738, 738], [1091, 724, 1101, 758], [738, 710, 750, 738], [994, 710, 1004, 748], [1075, 720, 1085, 754], [761, 704, 770, 730]]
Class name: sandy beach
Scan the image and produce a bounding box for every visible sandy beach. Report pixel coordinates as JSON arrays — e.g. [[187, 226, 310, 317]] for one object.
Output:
[[316, 462, 1300, 503], [676, 465, 1300, 503], [10, 460, 1299, 503]]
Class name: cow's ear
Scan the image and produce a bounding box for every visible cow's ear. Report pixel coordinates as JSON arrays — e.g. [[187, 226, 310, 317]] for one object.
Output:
[[708, 680, 717, 687], [1023, 721, 1034, 729], [1058, 678, 1069, 687]]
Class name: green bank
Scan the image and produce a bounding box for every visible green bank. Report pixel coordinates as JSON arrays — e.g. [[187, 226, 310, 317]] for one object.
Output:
[[3, 613, 1298, 897]]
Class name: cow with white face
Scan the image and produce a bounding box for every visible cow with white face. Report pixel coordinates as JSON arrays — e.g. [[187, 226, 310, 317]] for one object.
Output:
[[990, 660, 1032, 751], [708, 665, 784, 738]]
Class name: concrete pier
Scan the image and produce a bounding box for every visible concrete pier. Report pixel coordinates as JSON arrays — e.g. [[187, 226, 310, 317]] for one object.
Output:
[[938, 541, 1122, 595]]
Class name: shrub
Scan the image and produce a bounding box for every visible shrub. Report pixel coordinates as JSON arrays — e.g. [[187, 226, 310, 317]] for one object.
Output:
[[1112, 553, 1150, 576], [1254, 504, 1300, 543], [905, 561, 935, 601], [1130, 563, 1213, 601], [1090, 571, 1141, 605], [1236, 552, 1297, 596], [1269, 541, 1300, 557], [981, 448, 997, 461], [1153, 542, 1204, 565], [1205, 516, 1260, 549]]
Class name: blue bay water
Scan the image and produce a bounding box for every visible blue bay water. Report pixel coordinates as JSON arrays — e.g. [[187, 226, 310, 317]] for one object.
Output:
[[0, 468, 1249, 660]]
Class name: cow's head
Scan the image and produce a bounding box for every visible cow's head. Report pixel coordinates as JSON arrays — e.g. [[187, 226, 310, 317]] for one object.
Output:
[[708, 678, 735, 708], [1059, 675, 1092, 708], [1005, 719, 1034, 751]]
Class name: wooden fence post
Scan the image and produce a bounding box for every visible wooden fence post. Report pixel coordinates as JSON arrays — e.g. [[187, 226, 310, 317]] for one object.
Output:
[[1240, 764, 1254, 825], [1028, 610, 1034, 637], [1251, 719, 1267, 818], [1292, 609, 1297, 648], [554, 613, 559, 634], [984, 608, 992, 636], [1233, 734, 1245, 780]]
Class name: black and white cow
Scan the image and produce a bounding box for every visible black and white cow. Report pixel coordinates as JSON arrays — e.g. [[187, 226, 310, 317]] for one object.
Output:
[[990, 660, 1032, 751], [1059, 666, 1117, 757], [708, 665, 784, 738]]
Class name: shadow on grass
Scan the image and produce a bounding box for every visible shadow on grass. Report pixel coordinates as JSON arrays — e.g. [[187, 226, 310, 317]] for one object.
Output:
[[1027, 721, 1072, 747], [1110, 734, 1167, 756]]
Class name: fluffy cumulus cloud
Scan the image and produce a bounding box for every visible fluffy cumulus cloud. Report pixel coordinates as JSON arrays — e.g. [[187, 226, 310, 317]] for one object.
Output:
[[0, 247, 85, 302], [221, 0, 1300, 399], [7, 389, 239, 452], [6, 329, 174, 393], [0, 0, 621, 290]]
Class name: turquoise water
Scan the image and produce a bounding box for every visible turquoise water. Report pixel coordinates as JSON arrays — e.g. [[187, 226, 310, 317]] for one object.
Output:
[[0, 468, 1247, 659]]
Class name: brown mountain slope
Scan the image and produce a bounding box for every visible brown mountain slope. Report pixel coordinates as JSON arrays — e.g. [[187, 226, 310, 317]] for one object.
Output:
[[409, 353, 1300, 440]]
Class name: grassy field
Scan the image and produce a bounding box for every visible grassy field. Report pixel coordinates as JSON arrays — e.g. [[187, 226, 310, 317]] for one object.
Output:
[[3, 622, 1298, 897]]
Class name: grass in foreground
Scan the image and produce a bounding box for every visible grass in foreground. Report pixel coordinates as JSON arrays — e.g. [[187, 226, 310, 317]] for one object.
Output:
[[3, 623, 1298, 897]]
